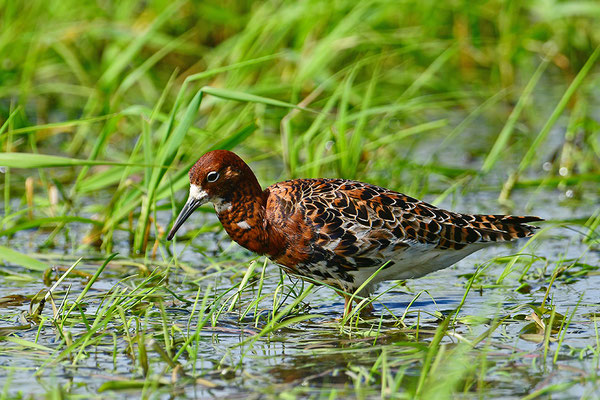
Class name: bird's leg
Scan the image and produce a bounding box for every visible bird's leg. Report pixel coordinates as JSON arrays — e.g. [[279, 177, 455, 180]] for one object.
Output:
[[344, 294, 353, 316], [343, 294, 374, 317], [360, 299, 374, 315]]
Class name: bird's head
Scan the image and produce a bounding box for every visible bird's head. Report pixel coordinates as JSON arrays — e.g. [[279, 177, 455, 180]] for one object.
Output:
[[167, 150, 260, 240]]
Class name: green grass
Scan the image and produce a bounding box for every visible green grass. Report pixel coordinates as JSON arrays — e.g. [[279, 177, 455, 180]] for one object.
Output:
[[1, 0, 600, 398]]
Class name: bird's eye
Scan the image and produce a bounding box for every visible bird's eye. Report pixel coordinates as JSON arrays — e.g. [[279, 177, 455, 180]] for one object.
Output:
[[206, 171, 220, 182]]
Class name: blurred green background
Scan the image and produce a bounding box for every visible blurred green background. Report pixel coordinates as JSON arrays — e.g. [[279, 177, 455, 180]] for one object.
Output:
[[1, 0, 599, 251]]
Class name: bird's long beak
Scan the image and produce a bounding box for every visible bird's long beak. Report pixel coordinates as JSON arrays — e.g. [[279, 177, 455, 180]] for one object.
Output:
[[167, 186, 208, 240]]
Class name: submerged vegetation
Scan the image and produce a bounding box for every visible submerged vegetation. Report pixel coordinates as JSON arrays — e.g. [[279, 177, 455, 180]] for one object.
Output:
[[0, 0, 599, 398]]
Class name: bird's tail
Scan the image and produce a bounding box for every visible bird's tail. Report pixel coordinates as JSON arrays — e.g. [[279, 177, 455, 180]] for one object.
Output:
[[466, 214, 543, 242]]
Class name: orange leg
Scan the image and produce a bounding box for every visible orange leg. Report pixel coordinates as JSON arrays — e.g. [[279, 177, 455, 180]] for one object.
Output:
[[344, 295, 352, 316], [361, 300, 374, 314], [342, 294, 374, 317]]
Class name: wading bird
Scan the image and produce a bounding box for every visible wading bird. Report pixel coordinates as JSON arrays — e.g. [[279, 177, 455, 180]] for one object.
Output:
[[167, 150, 542, 315]]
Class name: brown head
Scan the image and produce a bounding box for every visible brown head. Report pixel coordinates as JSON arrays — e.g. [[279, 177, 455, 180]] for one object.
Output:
[[167, 150, 262, 240]]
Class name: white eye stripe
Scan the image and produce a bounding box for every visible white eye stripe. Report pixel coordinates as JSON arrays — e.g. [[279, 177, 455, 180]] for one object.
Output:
[[207, 171, 219, 182]]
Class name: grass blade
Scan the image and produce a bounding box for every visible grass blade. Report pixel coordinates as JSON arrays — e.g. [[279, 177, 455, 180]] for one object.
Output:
[[0, 245, 48, 271]]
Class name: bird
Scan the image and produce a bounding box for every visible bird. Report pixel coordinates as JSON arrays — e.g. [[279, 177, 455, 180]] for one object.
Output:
[[167, 150, 543, 316]]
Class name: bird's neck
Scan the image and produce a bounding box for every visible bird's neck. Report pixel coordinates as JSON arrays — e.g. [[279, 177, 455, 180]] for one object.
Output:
[[214, 190, 283, 257]]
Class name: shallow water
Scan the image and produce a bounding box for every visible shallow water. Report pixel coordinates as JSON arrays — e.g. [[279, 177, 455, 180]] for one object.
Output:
[[0, 186, 599, 398]]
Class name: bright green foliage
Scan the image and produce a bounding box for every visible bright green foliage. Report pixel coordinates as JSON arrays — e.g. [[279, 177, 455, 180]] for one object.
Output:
[[0, 0, 599, 398]]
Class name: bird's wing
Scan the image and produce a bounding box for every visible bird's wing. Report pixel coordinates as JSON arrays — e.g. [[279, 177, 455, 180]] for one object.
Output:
[[266, 179, 542, 275]]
